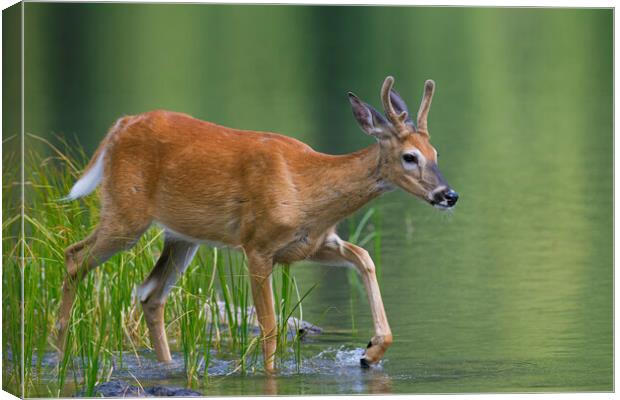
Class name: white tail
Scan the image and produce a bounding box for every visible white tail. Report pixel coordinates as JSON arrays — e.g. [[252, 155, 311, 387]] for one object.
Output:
[[64, 150, 106, 201]]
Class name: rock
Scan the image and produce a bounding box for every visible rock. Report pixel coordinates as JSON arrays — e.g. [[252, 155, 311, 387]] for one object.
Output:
[[86, 380, 202, 397], [144, 386, 202, 397], [83, 381, 140, 397], [207, 301, 322, 338]]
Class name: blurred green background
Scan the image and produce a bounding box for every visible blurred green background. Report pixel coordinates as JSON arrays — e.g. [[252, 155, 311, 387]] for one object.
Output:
[[8, 4, 615, 394]]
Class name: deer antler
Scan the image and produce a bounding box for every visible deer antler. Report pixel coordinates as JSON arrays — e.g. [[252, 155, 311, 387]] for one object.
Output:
[[416, 79, 435, 134], [381, 76, 410, 134]]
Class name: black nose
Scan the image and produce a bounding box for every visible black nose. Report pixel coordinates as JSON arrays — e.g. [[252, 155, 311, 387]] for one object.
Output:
[[444, 190, 459, 206]]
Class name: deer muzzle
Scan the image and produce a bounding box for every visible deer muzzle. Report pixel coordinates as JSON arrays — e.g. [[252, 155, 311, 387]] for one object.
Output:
[[429, 186, 459, 209]]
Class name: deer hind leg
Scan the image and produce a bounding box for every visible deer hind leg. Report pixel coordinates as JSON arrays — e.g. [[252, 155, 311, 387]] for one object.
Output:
[[310, 234, 392, 368], [137, 236, 198, 362], [246, 251, 277, 373], [57, 219, 149, 351]]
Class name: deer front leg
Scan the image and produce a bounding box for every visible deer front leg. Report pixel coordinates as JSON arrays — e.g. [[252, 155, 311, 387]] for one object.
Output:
[[311, 235, 392, 368], [246, 252, 277, 373]]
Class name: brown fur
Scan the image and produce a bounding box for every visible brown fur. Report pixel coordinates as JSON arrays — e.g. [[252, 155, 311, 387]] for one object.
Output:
[[57, 77, 454, 372]]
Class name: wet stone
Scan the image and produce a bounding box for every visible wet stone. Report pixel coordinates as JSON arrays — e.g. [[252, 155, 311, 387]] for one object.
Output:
[[144, 386, 202, 397], [209, 301, 322, 339], [81, 380, 202, 397]]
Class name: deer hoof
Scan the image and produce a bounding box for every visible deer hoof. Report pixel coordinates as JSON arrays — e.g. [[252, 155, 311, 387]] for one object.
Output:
[[360, 334, 392, 367]]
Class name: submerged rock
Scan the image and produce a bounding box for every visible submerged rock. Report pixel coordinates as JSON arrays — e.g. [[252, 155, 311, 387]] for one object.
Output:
[[85, 380, 202, 397], [144, 386, 202, 397], [208, 301, 322, 338], [85, 381, 140, 397]]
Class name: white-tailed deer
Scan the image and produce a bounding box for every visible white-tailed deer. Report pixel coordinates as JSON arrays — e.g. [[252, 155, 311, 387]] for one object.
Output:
[[58, 76, 458, 372]]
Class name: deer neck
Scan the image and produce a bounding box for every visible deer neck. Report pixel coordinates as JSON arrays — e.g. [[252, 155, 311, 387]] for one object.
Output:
[[311, 143, 392, 225]]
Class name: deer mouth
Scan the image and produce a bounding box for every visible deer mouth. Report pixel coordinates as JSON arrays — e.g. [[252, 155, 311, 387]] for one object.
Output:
[[429, 199, 453, 210]]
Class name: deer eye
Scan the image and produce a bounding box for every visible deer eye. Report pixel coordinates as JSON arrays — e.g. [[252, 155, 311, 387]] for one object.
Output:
[[402, 153, 418, 164]]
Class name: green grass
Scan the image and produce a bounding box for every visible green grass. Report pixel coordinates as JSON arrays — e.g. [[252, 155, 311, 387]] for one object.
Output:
[[2, 136, 382, 397]]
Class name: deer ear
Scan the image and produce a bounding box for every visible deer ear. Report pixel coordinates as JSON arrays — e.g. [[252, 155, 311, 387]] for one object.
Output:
[[389, 89, 415, 130], [348, 92, 392, 139]]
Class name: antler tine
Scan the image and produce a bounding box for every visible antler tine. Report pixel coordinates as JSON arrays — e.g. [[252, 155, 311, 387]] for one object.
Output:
[[381, 76, 409, 131], [416, 79, 435, 133]]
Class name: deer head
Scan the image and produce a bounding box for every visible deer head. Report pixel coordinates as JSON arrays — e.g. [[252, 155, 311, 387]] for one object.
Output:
[[348, 76, 458, 209]]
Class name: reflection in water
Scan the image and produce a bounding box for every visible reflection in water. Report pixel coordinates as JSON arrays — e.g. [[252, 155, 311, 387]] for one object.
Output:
[[242, 346, 393, 395], [32, 346, 559, 396], [292, 346, 392, 394], [31, 345, 397, 396], [361, 369, 393, 395], [263, 375, 278, 396]]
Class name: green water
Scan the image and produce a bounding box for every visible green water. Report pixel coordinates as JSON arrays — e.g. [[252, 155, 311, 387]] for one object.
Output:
[[6, 4, 613, 395]]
